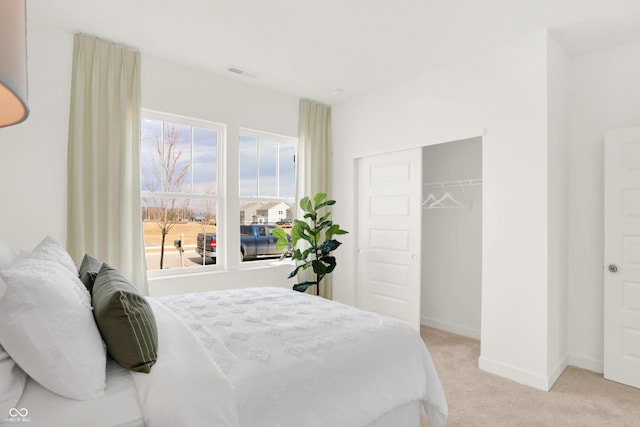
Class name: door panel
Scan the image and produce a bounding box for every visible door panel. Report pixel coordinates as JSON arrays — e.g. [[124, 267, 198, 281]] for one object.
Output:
[[356, 148, 422, 331], [604, 126, 640, 389]]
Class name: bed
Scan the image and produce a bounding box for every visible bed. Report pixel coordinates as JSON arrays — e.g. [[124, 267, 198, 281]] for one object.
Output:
[[0, 237, 447, 427]]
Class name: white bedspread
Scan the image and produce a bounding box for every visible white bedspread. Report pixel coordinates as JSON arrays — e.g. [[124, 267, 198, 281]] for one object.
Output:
[[147, 287, 447, 427], [129, 299, 239, 427]]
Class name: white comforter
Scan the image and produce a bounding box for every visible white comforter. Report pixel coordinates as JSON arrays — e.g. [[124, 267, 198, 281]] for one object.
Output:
[[134, 287, 447, 427]]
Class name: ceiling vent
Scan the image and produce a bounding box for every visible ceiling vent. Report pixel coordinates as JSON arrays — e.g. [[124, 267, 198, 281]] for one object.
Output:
[[227, 65, 257, 78]]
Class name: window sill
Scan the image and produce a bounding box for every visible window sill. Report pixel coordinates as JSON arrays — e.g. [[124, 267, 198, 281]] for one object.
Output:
[[146, 259, 294, 281], [146, 259, 295, 297]]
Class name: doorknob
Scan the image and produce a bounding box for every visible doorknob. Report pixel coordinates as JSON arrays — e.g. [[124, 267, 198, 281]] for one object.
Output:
[[608, 264, 618, 273]]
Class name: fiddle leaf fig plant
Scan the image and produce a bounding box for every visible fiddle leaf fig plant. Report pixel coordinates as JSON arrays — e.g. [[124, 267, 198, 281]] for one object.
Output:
[[273, 192, 348, 295]]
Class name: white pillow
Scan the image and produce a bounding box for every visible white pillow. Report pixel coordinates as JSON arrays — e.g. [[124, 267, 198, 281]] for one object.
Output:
[[0, 239, 16, 271], [29, 235, 79, 276], [0, 254, 106, 400], [0, 332, 27, 421], [25, 236, 91, 307]]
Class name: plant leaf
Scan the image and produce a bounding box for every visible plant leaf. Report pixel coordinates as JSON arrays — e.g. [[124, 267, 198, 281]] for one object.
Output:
[[320, 255, 336, 264], [302, 247, 315, 259], [318, 239, 341, 255], [314, 193, 327, 207], [312, 260, 328, 275], [299, 197, 313, 213], [288, 261, 313, 278], [294, 219, 312, 234], [316, 199, 336, 209], [271, 227, 286, 239], [290, 226, 300, 246], [320, 255, 336, 273], [272, 228, 290, 250], [317, 220, 333, 232], [317, 212, 331, 225], [293, 281, 316, 293], [297, 229, 311, 244], [326, 224, 339, 240], [275, 240, 290, 251]]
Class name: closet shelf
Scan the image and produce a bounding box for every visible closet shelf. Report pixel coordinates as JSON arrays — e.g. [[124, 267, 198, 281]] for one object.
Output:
[[423, 178, 482, 189]]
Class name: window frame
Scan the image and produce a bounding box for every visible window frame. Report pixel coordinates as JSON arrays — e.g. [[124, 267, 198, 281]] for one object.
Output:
[[237, 127, 297, 269], [141, 109, 226, 278], [239, 127, 297, 202]]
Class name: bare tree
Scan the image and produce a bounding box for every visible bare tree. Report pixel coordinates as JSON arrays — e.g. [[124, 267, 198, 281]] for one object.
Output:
[[142, 124, 190, 269]]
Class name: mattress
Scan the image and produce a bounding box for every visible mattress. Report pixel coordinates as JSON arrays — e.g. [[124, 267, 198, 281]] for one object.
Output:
[[14, 359, 143, 427]]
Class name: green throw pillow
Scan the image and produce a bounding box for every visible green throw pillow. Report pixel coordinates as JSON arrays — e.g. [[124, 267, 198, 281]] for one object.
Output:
[[78, 254, 103, 293], [92, 263, 158, 373]]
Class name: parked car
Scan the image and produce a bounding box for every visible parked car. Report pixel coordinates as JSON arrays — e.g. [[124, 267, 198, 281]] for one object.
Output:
[[197, 224, 291, 262]]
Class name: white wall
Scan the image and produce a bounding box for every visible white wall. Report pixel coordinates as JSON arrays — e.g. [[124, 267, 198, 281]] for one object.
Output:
[[0, 22, 299, 295], [568, 38, 640, 372], [333, 30, 555, 389], [546, 35, 570, 384], [421, 138, 482, 339], [0, 24, 72, 250]]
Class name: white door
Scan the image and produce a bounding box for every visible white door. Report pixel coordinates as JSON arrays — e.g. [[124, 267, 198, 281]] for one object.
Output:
[[604, 126, 640, 389], [356, 148, 422, 331]]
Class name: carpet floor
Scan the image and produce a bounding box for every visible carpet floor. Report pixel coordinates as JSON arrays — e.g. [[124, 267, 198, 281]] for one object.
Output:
[[419, 326, 640, 426]]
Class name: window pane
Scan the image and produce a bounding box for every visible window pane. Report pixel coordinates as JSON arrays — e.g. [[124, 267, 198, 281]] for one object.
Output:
[[258, 139, 278, 197], [239, 135, 258, 197], [163, 123, 191, 193], [141, 114, 222, 272], [240, 200, 264, 225], [279, 143, 295, 198], [141, 119, 163, 191], [193, 128, 217, 194], [142, 197, 218, 270], [238, 202, 293, 263]]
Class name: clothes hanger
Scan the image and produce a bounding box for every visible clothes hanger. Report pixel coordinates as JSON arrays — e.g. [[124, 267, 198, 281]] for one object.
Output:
[[429, 192, 463, 208], [422, 193, 438, 207]]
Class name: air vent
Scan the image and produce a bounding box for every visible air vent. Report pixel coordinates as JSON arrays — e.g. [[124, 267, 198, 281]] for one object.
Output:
[[227, 65, 257, 78]]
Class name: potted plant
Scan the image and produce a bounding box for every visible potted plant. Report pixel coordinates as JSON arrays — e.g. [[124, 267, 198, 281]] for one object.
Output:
[[273, 193, 348, 295]]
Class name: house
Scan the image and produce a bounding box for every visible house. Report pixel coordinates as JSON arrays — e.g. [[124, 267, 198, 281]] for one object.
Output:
[[255, 202, 292, 224], [239, 202, 265, 225], [1, 1, 639, 393]]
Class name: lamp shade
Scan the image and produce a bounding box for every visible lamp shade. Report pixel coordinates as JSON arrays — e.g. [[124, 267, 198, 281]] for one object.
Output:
[[0, 0, 29, 128]]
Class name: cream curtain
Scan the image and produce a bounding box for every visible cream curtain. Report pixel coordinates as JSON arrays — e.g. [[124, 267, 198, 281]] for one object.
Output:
[[67, 34, 147, 293], [296, 99, 333, 298]]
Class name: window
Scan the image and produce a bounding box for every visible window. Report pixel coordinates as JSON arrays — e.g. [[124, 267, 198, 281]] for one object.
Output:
[[239, 129, 296, 262], [140, 111, 223, 271]]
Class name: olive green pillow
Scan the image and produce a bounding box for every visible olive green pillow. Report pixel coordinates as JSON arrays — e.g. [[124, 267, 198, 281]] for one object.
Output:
[[78, 254, 103, 293], [92, 263, 158, 373]]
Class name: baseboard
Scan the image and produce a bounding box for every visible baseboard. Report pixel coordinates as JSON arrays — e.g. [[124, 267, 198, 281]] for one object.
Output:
[[568, 353, 604, 374], [548, 355, 569, 389], [478, 356, 552, 391], [420, 316, 480, 340]]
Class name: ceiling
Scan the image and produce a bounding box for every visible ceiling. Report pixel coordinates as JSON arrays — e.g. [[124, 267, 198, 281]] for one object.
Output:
[[28, 0, 640, 105]]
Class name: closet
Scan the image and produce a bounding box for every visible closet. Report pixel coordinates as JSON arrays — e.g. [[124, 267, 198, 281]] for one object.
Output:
[[420, 137, 482, 339]]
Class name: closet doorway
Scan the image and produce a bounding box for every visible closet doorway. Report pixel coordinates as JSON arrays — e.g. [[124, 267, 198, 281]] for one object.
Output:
[[420, 137, 483, 339]]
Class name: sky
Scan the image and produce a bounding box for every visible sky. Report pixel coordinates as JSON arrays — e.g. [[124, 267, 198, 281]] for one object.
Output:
[[141, 119, 295, 214]]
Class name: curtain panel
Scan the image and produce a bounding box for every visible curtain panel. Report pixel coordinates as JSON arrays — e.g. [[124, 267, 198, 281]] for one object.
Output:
[[67, 34, 147, 293], [296, 99, 333, 298]]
